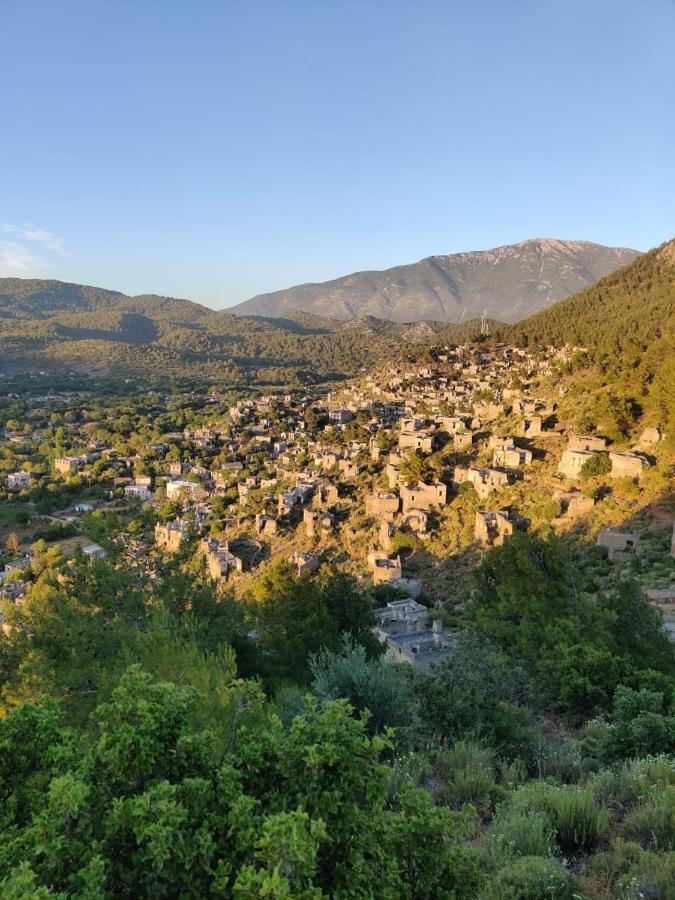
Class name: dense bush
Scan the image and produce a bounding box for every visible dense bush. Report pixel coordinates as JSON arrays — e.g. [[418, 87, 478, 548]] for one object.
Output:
[[509, 783, 608, 855], [490, 856, 576, 899]]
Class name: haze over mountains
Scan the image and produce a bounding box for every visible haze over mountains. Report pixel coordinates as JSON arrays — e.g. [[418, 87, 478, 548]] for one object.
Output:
[[232, 239, 640, 323]]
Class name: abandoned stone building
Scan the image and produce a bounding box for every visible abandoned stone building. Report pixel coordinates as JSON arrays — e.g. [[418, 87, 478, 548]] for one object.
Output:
[[200, 539, 244, 580], [520, 416, 542, 437], [555, 491, 595, 518], [493, 445, 532, 468], [338, 458, 359, 479], [401, 508, 429, 534], [474, 510, 513, 546], [400, 481, 447, 513], [399, 430, 437, 453], [366, 492, 400, 521], [368, 551, 403, 585], [255, 514, 279, 536], [312, 482, 339, 509], [453, 430, 474, 450], [373, 599, 455, 671], [568, 434, 608, 452], [291, 550, 321, 575], [379, 520, 395, 551], [438, 415, 468, 434], [609, 451, 647, 479], [154, 520, 188, 552], [597, 528, 641, 561], [513, 398, 538, 415], [558, 448, 597, 480], [453, 467, 508, 499]]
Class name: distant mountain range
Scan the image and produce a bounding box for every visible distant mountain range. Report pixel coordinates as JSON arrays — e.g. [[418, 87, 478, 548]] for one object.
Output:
[[1, 236, 666, 387], [231, 239, 640, 323]]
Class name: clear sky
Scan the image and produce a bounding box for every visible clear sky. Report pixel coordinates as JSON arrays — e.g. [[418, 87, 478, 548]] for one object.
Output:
[[1, 0, 674, 309]]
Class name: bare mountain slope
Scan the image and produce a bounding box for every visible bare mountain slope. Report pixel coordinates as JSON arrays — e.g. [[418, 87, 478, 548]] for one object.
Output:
[[231, 239, 640, 323]]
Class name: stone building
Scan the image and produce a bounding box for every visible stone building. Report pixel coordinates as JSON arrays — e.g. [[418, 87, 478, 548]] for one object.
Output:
[[513, 398, 537, 415], [399, 430, 437, 453], [366, 492, 401, 521], [609, 451, 647, 479], [520, 416, 542, 437], [379, 520, 395, 551], [313, 482, 339, 509], [255, 514, 279, 536], [54, 456, 82, 475], [368, 551, 403, 585], [493, 445, 532, 468], [401, 508, 429, 535], [597, 528, 641, 561], [6, 471, 31, 491], [154, 520, 187, 552], [400, 481, 446, 513], [373, 599, 454, 670], [453, 430, 474, 450], [200, 539, 244, 580], [385, 452, 403, 488], [474, 510, 513, 546], [291, 551, 321, 575], [453, 467, 508, 499], [338, 458, 359, 479], [558, 449, 597, 480], [568, 434, 607, 452], [555, 491, 595, 518]]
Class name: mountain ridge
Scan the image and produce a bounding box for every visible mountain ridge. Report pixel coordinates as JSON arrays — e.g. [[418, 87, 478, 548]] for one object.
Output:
[[231, 238, 640, 323]]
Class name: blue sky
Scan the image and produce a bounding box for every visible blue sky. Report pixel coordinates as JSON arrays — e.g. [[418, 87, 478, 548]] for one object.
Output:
[[1, 0, 674, 309]]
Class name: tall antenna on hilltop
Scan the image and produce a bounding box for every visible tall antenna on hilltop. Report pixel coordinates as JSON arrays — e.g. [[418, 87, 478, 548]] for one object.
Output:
[[480, 310, 489, 336]]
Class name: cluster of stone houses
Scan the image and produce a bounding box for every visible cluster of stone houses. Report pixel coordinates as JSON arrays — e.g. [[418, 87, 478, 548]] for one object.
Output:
[[2, 340, 669, 666], [558, 434, 649, 481]]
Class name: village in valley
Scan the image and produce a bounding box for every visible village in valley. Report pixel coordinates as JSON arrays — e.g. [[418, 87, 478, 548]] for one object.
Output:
[[2, 338, 673, 664]]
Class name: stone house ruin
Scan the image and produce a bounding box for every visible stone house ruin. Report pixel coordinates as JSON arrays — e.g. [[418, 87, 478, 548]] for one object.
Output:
[[474, 510, 513, 546]]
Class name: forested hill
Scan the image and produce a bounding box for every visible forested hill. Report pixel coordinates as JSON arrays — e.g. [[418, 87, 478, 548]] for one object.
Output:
[[501, 240, 675, 447], [501, 240, 674, 364], [0, 278, 486, 384]]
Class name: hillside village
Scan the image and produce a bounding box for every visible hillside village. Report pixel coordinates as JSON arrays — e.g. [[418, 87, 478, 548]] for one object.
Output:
[[2, 338, 673, 662], [3, 1, 675, 892]]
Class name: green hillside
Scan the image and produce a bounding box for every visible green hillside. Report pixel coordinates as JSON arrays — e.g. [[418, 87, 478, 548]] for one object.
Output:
[[0, 279, 491, 385], [502, 240, 674, 370], [500, 240, 675, 442]]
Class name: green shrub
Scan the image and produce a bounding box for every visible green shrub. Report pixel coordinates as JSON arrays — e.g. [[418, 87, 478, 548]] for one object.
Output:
[[584, 838, 675, 900], [590, 755, 675, 813], [433, 741, 505, 812], [510, 783, 607, 854], [484, 811, 556, 870], [601, 687, 675, 762], [581, 453, 612, 479], [620, 787, 674, 851], [614, 851, 675, 899], [490, 856, 576, 899]]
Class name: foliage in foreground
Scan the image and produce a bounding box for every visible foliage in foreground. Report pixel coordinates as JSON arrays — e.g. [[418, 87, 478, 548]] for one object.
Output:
[[0, 666, 482, 899]]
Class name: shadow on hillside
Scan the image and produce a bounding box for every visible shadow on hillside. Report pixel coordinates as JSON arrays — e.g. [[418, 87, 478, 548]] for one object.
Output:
[[246, 316, 335, 336], [56, 313, 159, 344]]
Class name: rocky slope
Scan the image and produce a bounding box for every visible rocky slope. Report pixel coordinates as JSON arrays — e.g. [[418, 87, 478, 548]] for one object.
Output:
[[231, 239, 640, 323]]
